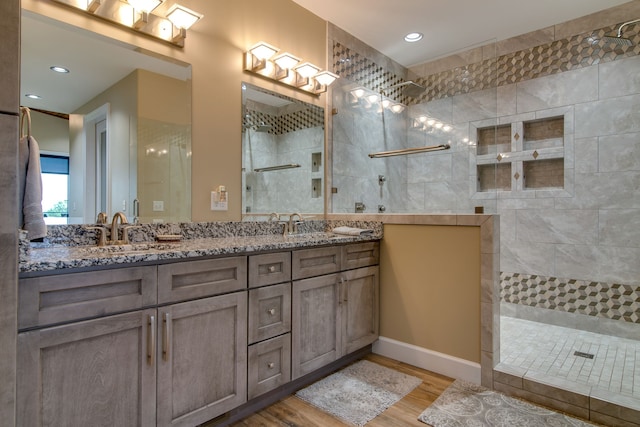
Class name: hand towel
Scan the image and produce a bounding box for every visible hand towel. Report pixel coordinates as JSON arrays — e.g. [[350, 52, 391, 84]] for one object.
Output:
[[19, 108, 47, 240], [332, 226, 374, 236]]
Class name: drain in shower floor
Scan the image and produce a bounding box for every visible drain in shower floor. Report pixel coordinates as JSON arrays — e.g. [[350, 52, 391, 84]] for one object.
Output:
[[574, 351, 595, 359]]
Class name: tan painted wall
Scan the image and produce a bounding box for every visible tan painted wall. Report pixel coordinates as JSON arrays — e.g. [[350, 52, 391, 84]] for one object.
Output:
[[380, 224, 481, 363], [29, 110, 69, 154], [21, 0, 327, 221]]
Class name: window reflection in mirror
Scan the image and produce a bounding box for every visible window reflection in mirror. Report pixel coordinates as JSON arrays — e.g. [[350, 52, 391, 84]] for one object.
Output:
[[241, 83, 325, 219], [21, 10, 191, 224]]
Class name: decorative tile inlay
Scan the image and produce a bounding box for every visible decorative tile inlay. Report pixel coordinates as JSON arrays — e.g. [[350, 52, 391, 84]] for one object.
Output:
[[497, 154, 503, 161], [501, 272, 640, 324], [332, 22, 640, 104], [532, 150, 539, 159], [514, 172, 520, 180], [514, 132, 520, 141]]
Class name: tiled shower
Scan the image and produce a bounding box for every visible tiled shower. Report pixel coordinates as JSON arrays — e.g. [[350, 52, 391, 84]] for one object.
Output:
[[329, 2, 640, 412]]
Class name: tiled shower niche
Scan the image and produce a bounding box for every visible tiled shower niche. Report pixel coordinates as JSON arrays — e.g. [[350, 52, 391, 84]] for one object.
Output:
[[476, 116, 565, 193]]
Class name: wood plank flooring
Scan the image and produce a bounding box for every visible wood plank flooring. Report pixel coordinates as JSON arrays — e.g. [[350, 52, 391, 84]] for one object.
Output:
[[230, 353, 454, 426]]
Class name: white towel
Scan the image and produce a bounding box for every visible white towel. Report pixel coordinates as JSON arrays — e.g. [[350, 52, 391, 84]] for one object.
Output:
[[332, 226, 374, 236], [19, 108, 47, 240]]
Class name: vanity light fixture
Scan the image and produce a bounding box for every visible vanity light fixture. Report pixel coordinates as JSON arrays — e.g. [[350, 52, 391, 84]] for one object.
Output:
[[166, 4, 204, 30], [244, 41, 339, 95], [50, 0, 203, 47]]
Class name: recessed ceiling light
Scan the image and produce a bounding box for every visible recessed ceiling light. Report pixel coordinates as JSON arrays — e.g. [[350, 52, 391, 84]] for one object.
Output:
[[25, 94, 42, 99], [404, 32, 423, 42], [50, 65, 70, 73]]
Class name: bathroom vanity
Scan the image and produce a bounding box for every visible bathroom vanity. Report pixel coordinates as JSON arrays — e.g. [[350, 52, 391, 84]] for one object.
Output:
[[16, 226, 380, 427]]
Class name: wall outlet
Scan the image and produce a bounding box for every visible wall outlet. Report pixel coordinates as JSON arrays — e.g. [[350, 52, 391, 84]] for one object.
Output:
[[153, 200, 164, 211]]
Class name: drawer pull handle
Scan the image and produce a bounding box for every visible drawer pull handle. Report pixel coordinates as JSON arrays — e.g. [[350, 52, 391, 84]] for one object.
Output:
[[268, 265, 276, 273], [267, 362, 275, 369], [162, 312, 171, 361], [267, 308, 276, 316], [147, 315, 155, 366]]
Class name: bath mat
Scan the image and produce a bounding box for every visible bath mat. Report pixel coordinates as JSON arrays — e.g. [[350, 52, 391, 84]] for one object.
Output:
[[295, 359, 422, 426], [418, 379, 597, 426]]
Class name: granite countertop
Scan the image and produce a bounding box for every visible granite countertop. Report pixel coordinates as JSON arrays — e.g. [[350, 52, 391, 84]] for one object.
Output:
[[20, 231, 381, 275]]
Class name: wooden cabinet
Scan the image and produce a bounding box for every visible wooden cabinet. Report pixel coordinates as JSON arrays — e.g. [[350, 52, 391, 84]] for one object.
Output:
[[342, 266, 379, 354], [247, 334, 291, 400], [158, 256, 247, 304], [156, 292, 247, 427], [292, 273, 342, 379], [17, 239, 379, 426], [17, 309, 157, 427], [19, 265, 157, 330], [292, 243, 379, 380]]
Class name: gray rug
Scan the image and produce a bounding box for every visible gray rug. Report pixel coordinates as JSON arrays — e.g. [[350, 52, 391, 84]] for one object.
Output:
[[296, 359, 422, 426], [418, 379, 597, 427]]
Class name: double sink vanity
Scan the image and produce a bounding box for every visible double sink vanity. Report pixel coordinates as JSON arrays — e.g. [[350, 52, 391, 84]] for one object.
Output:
[[17, 220, 381, 427]]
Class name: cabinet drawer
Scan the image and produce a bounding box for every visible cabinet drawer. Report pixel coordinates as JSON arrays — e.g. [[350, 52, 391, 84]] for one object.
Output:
[[248, 252, 291, 288], [158, 256, 247, 304], [342, 242, 380, 270], [248, 282, 291, 344], [248, 333, 291, 400], [292, 246, 341, 280], [19, 266, 157, 330]]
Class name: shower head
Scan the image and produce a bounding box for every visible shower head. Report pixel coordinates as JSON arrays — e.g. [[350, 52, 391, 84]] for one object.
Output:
[[602, 18, 639, 46], [602, 35, 634, 46], [380, 81, 426, 98]]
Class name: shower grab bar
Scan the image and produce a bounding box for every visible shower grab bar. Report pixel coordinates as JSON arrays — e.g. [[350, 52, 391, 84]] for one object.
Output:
[[253, 163, 301, 172], [368, 143, 450, 158]]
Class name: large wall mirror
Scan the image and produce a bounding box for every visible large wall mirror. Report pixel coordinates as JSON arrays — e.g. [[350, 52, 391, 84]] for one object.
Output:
[[241, 82, 325, 218], [21, 10, 191, 225]]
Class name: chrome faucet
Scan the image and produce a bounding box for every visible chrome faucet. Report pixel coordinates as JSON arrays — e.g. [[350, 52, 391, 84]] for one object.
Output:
[[110, 212, 129, 244], [287, 212, 304, 235], [268, 212, 280, 222]]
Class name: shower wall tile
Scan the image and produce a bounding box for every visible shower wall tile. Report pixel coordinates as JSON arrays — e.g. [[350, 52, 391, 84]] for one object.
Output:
[[516, 209, 598, 245], [575, 94, 640, 138], [555, 244, 640, 285], [452, 88, 498, 124], [501, 272, 640, 324], [498, 209, 517, 244], [516, 67, 598, 113], [598, 56, 640, 99], [598, 209, 640, 248], [497, 84, 517, 117], [598, 132, 640, 173], [555, 171, 640, 210], [407, 153, 452, 183], [500, 242, 556, 277], [494, 26, 555, 57], [406, 183, 426, 211], [496, 196, 554, 210], [574, 137, 598, 174]]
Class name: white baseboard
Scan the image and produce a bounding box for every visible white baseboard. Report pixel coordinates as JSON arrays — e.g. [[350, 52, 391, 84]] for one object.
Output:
[[372, 336, 481, 384]]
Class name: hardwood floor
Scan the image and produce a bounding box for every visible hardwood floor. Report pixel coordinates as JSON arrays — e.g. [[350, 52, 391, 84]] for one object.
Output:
[[230, 353, 454, 426]]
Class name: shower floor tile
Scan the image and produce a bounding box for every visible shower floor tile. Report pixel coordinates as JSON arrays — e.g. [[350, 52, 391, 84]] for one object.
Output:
[[500, 316, 640, 400]]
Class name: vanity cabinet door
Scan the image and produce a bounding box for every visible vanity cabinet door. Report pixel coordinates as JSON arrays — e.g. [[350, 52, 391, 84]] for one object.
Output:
[[248, 282, 291, 344], [17, 309, 157, 427], [158, 256, 247, 304], [292, 246, 341, 280], [342, 242, 380, 271], [342, 266, 379, 355], [291, 273, 341, 379], [156, 292, 247, 427]]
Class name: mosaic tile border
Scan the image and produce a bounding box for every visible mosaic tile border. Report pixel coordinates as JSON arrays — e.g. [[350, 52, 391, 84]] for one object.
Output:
[[243, 107, 324, 136], [332, 22, 640, 104], [500, 272, 640, 324]]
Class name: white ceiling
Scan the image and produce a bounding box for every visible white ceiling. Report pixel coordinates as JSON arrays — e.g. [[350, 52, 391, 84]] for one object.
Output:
[[21, 11, 190, 114], [292, 0, 631, 67]]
